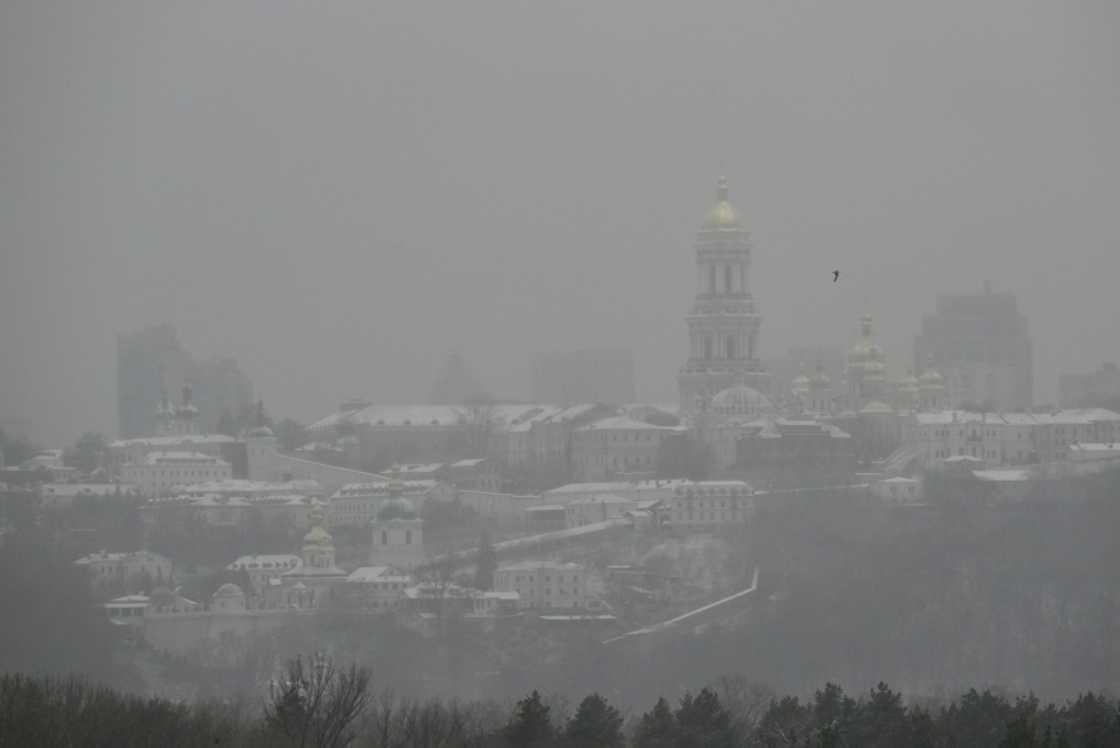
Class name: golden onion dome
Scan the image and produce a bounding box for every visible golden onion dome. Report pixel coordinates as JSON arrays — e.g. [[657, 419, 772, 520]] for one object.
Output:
[[919, 356, 944, 387], [810, 364, 831, 388], [702, 176, 742, 229], [848, 314, 885, 365], [899, 371, 921, 394], [303, 524, 333, 548]]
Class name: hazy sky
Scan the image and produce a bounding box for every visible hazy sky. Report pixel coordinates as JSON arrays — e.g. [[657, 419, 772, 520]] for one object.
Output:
[[2, 1, 1117, 444]]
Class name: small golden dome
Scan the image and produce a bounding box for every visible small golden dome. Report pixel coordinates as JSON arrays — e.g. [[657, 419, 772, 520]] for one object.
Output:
[[702, 176, 742, 229]]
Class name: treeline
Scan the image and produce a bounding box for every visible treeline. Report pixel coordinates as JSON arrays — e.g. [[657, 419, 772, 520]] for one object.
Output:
[[2, 662, 1118, 748]]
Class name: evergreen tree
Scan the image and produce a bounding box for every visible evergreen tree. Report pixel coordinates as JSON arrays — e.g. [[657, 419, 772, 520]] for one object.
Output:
[[504, 690, 554, 747], [561, 693, 623, 748], [675, 688, 736, 748], [633, 697, 676, 748]]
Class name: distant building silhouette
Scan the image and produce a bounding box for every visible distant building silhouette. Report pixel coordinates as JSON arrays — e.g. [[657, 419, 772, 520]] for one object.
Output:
[[913, 282, 1033, 411], [116, 324, 254, 437], [428, 350, 488, 405], [1059, 362, 1120, 407], [530, 348, 636, 406]]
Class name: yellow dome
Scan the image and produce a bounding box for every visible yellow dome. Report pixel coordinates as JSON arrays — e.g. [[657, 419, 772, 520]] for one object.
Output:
[[303, 525, 333, 548], [919, 356, 944, 387], [702, 176, 742, 229], [848, 314, 886, 366], [810, 364, 831, 387]]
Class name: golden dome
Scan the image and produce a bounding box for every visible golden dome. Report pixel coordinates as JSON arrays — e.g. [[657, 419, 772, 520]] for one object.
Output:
[[919, 355, 944, 388], [791, 370, 811, 395], [810, 363, 831, 387], [848, 314, 885, 365], [899, 370, 921, 394], [702, 176, 742, 229], [303, 524, 333, 548]]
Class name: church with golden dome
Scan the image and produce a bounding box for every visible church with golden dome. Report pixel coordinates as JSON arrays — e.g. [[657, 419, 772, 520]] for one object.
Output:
[[678, 177, 771, 412]]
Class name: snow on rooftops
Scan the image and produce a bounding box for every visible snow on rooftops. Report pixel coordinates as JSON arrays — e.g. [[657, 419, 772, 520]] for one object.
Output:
[[346, 566, 411, 583], [110, 434, 236, 448], [576, 415, 684, 431], [42, 483, 139, 497], [143, 451, 227, 464], [915, 408, 1120, 426], [545, 479, 691, 495], [332, 480, 435, 497], [172, 478, 322, 496], [567, 493, 637, 506], [973, 469, 1033, 482], [1069, 442, 1120, 452], [228, 555, 302, 570], [497, 560, 585, 572]]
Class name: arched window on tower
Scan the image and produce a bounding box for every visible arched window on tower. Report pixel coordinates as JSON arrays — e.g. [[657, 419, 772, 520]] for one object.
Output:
[[724, 265, 733, 294], [704, 335, 714, 360], [726, 335, 736, 360], [708, 265, 717, 294], [405, 530, 413, 545], [381, 530, 388, 546]]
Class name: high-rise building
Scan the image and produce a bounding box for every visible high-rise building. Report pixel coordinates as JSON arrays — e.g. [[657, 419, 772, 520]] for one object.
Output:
[[913, 282, 1033, 411], [530, 348, 635, 406], [117, 324, 254, 437], [678, 177, 769, 410], [1059, 363, 1120, 408]]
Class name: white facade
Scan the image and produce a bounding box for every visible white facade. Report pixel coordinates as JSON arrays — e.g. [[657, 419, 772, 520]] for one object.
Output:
[[327, 480, 437, 528], [571, 416, 684, 481], [906, 408, 1120, 468], [227, 554, 303, 593], [493, 561, 588, 610], [542, 479, 691, 506], [121, 451, 232, 496], [75, 550, 174, 593], [667, 480, 754, 529], [564, 494, 637, 528]]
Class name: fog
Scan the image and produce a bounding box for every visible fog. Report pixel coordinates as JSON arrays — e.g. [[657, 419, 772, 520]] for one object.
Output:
[[2, 0, 1118, 443]]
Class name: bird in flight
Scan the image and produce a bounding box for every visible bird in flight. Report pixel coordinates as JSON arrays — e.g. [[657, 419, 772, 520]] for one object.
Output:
[[833, 270, 840, 282]]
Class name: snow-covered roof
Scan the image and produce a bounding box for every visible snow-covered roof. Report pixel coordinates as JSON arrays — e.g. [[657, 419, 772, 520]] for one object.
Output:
[[110, 434, 236, 448], [331, 480, 435, 498], [498, 560, 585, 572], [576, 415, 684, 432], [41, 483, 139, 497], [973, 469, 1033, 483], [76, 550, 169, 565], [172, 478, 322, 496], [567, 493, 637, 506], [141, 451, 227, 465], [105, 595, 150, 605], [915, 408, 1120, 427], [228, 555, 302, 570], [545, 479, 690, 495], [347, 566, 412, 583]]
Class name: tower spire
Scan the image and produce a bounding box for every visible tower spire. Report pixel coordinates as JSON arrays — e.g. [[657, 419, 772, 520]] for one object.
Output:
[[717, 175, 729, 202]]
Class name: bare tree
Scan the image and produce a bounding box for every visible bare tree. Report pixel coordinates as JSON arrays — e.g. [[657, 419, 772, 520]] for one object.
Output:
[[264, 654, 371, 748]]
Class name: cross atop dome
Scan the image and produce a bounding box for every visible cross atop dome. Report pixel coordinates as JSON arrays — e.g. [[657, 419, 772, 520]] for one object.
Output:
[[703, 175, 741, 230]]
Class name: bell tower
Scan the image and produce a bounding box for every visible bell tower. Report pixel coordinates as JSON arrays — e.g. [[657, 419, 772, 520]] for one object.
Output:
[[678, 177, 770, 411]]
